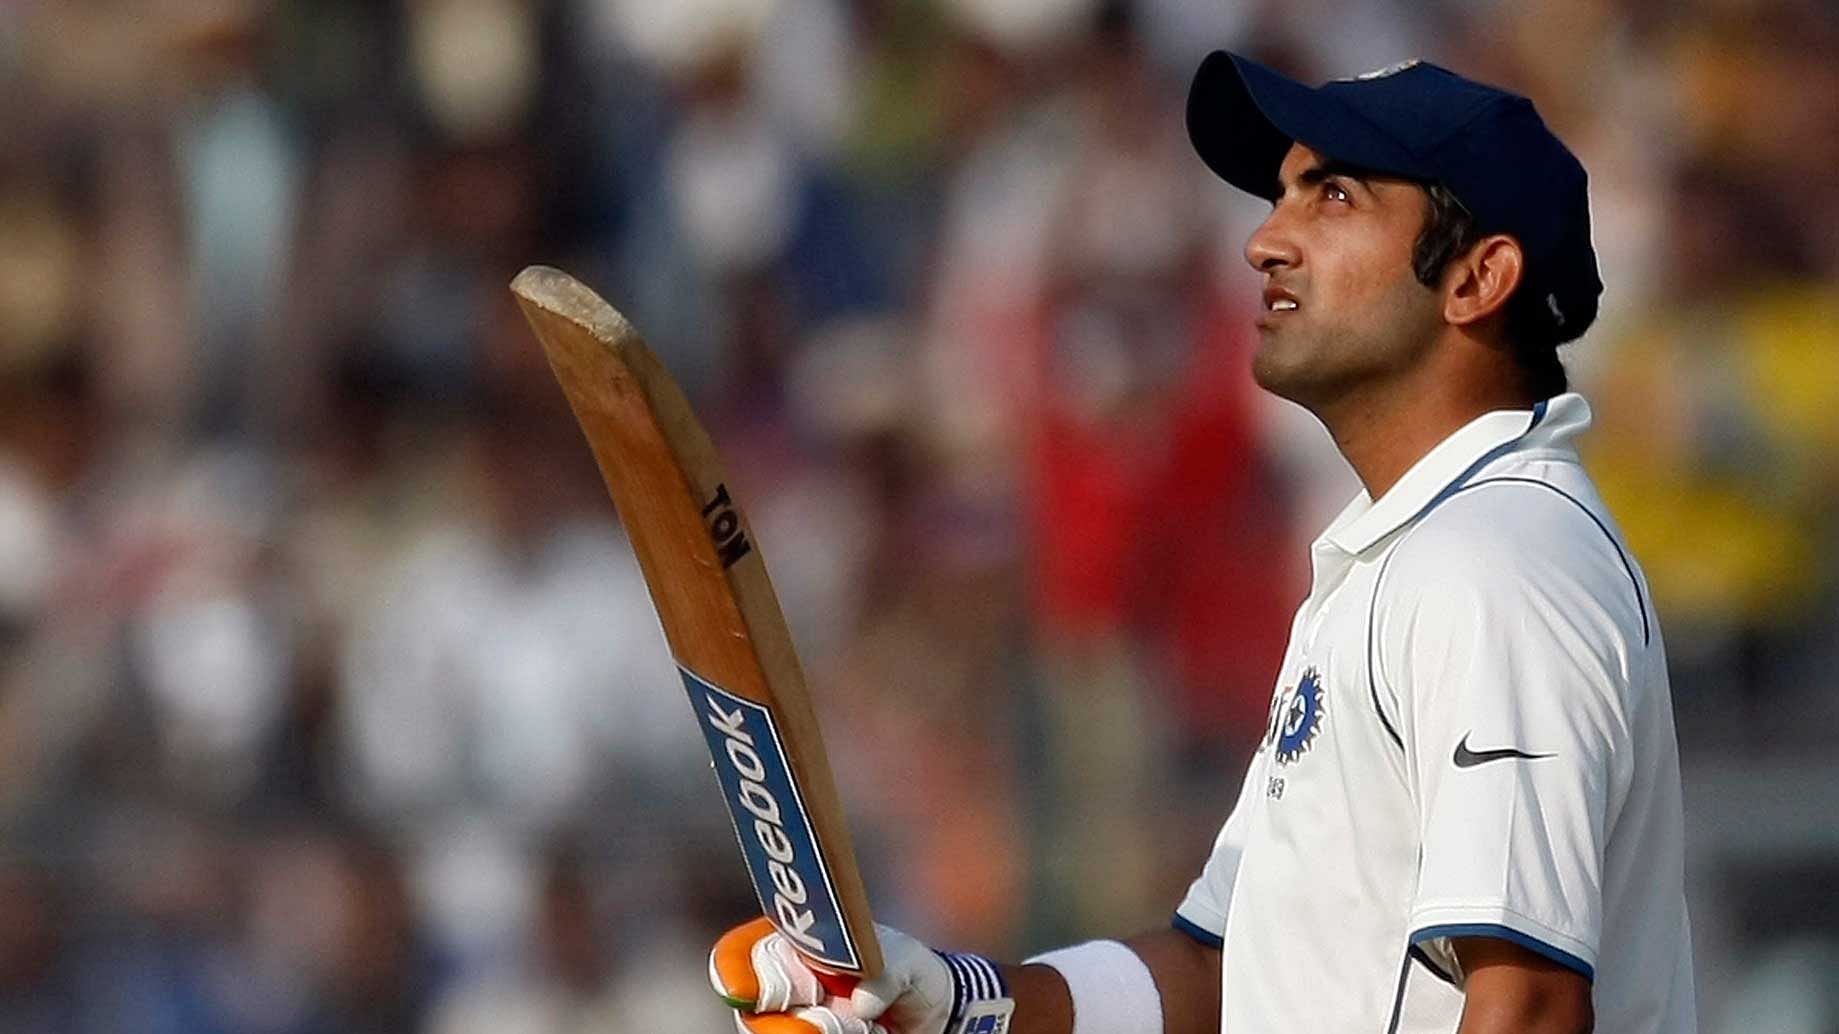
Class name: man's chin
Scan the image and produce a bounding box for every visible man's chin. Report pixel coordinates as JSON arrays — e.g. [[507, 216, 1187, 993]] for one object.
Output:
[[1251, 347, 1349, 413], [1250, 345, 1308, 401]]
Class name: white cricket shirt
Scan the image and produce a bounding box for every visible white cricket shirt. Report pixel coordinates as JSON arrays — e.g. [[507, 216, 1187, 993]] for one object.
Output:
[[1176, 393, 1696, 1032]]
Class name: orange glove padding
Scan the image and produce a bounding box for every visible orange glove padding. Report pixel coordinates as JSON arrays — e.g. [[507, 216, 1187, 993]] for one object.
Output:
[[711, 917, 779, 1010], [709, 916, 993, 1034], [709, 917, 887, 1034], [738, 1013, 839, 1034]]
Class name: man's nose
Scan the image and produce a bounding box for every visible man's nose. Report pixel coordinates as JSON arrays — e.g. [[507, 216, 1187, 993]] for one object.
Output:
[[1244, 208, 1301, 273]]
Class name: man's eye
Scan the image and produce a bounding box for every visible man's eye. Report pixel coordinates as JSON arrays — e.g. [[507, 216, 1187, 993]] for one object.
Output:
[[1324, 181, 1351, 203]]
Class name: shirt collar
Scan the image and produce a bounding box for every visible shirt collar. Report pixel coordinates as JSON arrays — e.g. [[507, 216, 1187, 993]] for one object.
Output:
[[1317, 392, 1594, 556]]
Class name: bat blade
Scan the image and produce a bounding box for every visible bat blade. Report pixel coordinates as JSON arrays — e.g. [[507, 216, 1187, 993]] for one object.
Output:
[[510, 265, 882, 978]]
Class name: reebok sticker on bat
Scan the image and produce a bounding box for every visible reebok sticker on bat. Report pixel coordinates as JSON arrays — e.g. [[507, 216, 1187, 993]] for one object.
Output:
[[684, 666, 861, 973]]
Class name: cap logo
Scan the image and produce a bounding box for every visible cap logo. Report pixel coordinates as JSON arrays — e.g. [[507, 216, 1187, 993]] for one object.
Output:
[[1340, 58, 1421, 82]]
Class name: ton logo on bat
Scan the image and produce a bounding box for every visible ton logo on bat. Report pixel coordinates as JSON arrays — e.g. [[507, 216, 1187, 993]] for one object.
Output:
[[702, 483, 752, 569]]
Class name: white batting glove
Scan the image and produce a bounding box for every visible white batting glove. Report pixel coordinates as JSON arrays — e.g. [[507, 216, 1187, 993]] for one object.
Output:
[[709, 917, 1014, 1034]]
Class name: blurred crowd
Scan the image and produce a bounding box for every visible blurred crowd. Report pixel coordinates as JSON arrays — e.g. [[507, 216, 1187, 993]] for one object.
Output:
[[0, 0, 1835, 1030]]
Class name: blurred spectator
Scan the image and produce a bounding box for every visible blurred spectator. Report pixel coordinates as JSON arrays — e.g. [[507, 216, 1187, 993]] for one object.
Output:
[[334, 409, 708, 828], [0, 863, 75, 1033], [1586, 159, 1839, 736]]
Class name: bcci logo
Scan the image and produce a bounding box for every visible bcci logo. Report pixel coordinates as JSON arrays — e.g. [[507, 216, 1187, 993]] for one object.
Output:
[[1262, 667, 1326, 766], [1341, 58, 1421, 81]]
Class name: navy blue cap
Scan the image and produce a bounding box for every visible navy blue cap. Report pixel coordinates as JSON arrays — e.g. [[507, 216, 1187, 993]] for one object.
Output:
[[1188, 52, 1602, 343]]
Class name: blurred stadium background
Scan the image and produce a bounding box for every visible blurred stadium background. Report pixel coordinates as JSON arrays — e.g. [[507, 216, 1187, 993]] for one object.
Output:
[[0, 0, 1835, 1030]]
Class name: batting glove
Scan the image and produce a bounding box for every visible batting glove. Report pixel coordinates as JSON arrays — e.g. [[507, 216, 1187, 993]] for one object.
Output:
[[709, 917, 1014, 1034]]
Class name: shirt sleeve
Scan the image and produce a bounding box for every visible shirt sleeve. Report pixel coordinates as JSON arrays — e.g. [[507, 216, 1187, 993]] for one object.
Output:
[[1174, 746, 1264, 947], [1375, 487, 1643, 983]]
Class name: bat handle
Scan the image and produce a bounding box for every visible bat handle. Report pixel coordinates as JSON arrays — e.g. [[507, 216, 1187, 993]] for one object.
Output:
[[815, 970, 859, 1000]]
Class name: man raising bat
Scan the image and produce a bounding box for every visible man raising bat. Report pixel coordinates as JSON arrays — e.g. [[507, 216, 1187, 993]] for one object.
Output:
[[707, 51, 1696, 1034]]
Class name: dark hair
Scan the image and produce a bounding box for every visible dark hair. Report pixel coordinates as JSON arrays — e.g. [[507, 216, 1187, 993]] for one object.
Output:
[[1411, 183, 1568, 399]]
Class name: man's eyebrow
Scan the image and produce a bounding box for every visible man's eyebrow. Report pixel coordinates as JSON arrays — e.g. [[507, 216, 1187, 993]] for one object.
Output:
[[1291, 159, 1381, 189]]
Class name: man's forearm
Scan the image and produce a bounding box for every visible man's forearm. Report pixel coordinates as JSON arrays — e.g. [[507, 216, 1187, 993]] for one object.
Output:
[[998, 927, 1222, 1034], [1124, 928, 1222, 1034], [1001, 961, 1074, 1034]]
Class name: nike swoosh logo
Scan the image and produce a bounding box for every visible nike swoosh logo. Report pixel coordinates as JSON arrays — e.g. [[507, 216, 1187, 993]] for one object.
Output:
[[1452, 732, 1555, 769]]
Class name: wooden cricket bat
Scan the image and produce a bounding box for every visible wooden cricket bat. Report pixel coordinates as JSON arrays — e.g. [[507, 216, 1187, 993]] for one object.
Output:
[[510, 266, 883, 980]]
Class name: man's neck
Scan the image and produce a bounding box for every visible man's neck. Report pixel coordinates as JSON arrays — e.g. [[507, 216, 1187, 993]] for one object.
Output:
[[1316, 371, 1537, 501]]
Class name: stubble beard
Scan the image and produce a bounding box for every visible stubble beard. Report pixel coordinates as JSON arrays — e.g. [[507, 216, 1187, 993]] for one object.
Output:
[[1250, 291, 1442, 415], [1250, 323, 1393, 413]]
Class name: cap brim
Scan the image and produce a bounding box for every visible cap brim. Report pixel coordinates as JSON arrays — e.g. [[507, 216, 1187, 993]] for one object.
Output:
[[1186, 52, 1300, 200], [1187, 52, 1425, 199]]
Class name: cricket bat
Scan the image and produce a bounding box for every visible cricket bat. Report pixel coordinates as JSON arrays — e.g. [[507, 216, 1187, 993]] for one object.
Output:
[[510, 266, 883, 981]]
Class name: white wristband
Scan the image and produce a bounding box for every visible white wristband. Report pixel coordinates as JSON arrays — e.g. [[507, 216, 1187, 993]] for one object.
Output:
[[1026, 940, 1163, 1034]]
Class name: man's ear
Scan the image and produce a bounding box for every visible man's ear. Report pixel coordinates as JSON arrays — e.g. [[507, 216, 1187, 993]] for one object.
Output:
[[1443, 234, 1524, 328]]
